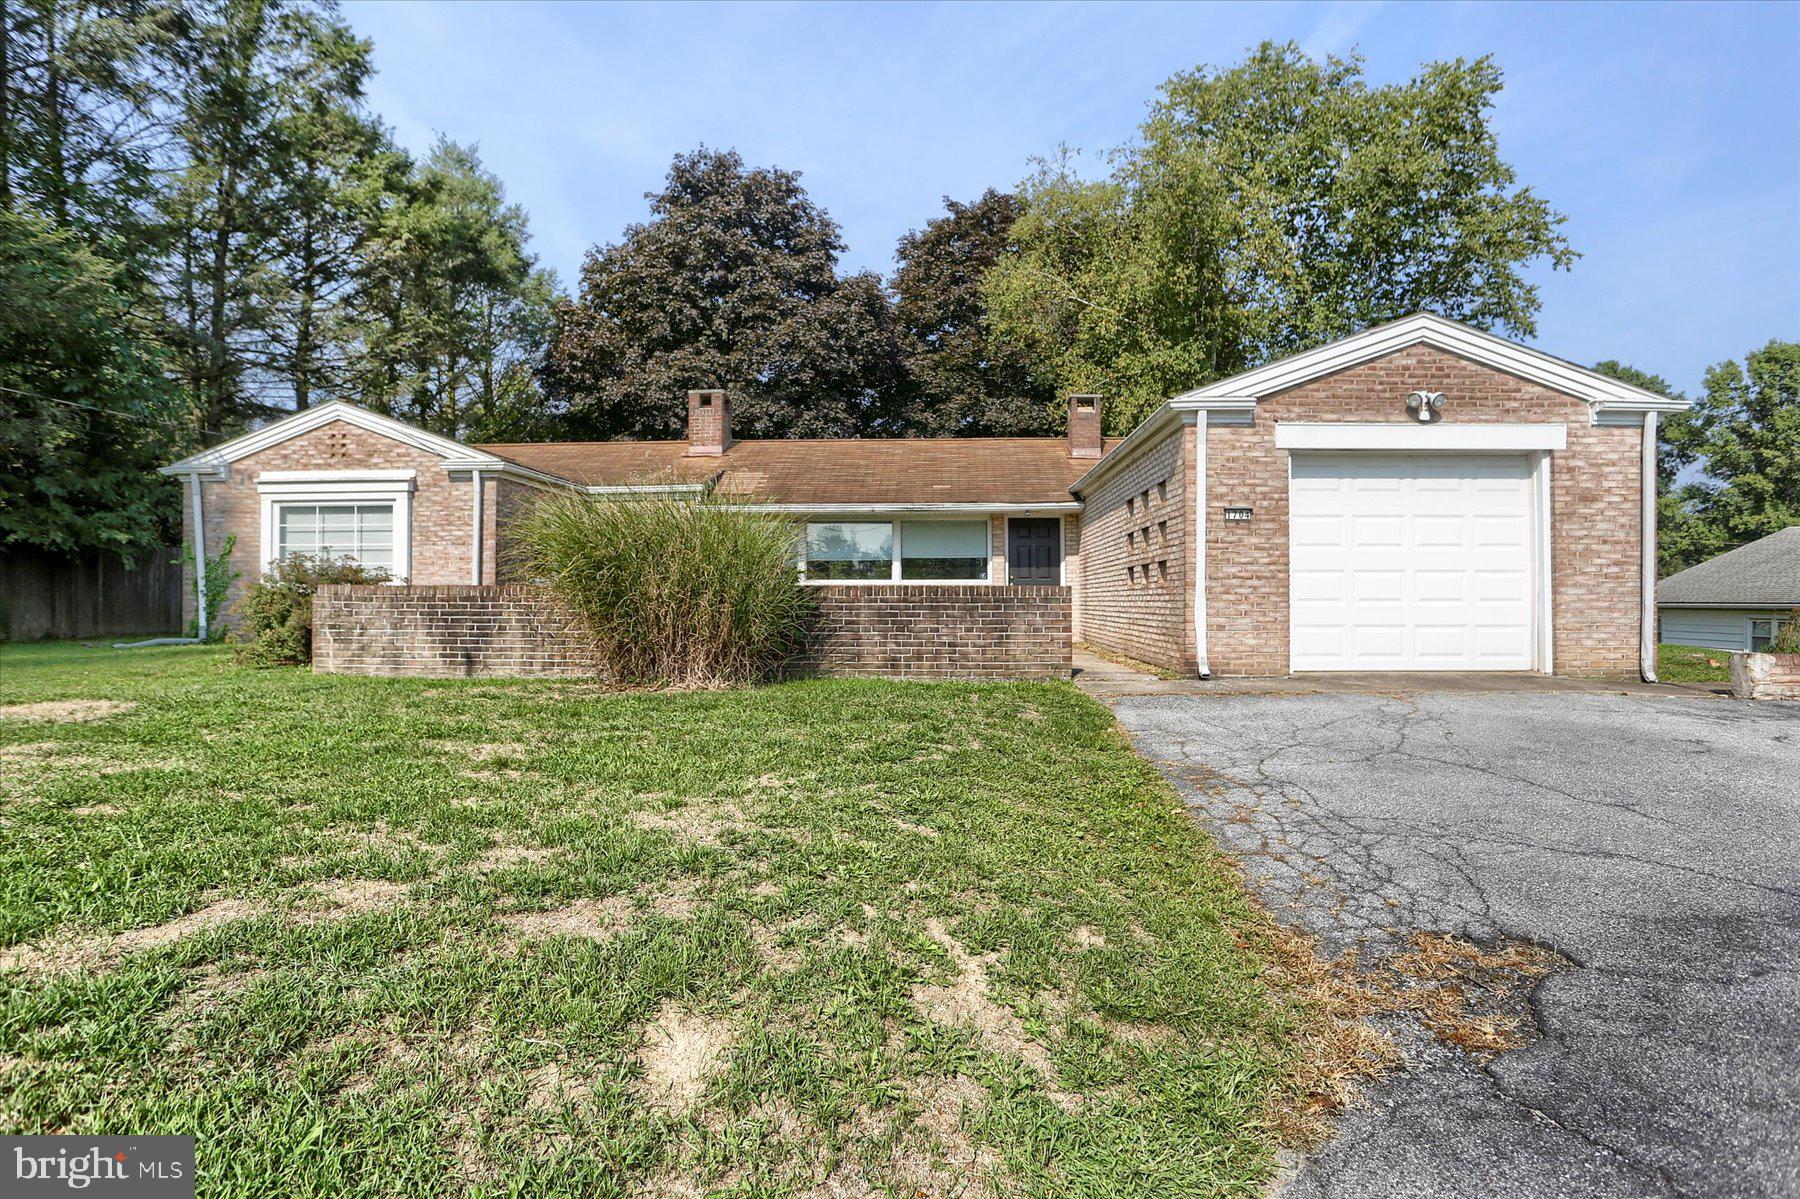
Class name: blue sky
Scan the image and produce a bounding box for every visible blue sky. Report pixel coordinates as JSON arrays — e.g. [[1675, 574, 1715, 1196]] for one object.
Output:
[[342, 0, 1797, 398]]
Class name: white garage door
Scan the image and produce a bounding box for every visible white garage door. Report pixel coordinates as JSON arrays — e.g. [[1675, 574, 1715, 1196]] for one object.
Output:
[[1289, 453, 1535, 671]]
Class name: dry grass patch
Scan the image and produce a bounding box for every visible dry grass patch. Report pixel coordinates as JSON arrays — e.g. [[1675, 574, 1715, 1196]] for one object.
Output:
[[498, 897, 634, 942], [634, 1002, 732, 1111], [630, 801, 742, 846], [0, 896, 265, 975], [912, 918, 1067, 1101], [0, 699, 136, 723]]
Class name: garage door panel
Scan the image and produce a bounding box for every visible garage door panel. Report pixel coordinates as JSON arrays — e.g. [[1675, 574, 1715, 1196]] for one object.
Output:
[[1290, 453, 1534, 671]]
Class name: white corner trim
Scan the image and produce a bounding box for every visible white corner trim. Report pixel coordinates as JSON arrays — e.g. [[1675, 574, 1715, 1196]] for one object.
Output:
[[1274, 422, 1567, 452], [1175, 313, 1692, 413], [1532, 450, 1556, 674], [258, 469, 416, 486], [1640, 412, 1659, 683], [160, 401, 502, 475], [1193, 411, 1210, 678]]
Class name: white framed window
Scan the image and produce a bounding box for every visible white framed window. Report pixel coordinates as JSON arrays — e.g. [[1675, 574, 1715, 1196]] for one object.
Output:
[[276, 503, 395, 572], [1749, 619, 1774, 652], [800, 518, 990, 584], [257, 470, 415, 580]]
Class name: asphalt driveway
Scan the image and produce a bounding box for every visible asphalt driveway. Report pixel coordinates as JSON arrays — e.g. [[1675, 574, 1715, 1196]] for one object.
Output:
[[1107, 683, 1800, 1198]]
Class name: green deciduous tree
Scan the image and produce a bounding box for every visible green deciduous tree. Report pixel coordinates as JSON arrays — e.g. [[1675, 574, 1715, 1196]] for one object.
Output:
[[1673, 341, 1800, 569], [350, 137, 559, 439], [891, 189, 1056, 436], [0, 209, 178, 553], [987, 42, 1578, 432], [544, 147, 902, 440]]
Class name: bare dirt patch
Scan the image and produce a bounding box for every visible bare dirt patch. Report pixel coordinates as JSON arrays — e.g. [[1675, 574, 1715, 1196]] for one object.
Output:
[[471, 844, 558, 873], [306, 878, 411, 917], [1, 897, 265, 975], [634, 1002, 732, 1111], [630, 801, 741, 847], [912, 918, 1064, 1095], [499, 897, 633, 942], [0, 700, 137, 723], [1070, 925, 1106, 949]]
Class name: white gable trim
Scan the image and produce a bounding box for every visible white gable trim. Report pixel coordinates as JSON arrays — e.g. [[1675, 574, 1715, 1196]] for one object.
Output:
[[1274, 422, 1567, 452], [1175, 314, 1691, 417], [159, 401, 504, 476]]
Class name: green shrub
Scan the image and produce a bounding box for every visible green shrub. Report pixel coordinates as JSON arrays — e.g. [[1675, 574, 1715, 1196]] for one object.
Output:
[[511, 490, 812, 687], [231, 554, 389, 667], [1770, 609, 1800, 655]]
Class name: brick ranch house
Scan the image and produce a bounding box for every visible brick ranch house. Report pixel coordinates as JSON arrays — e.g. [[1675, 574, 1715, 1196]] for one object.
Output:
[[160, 314, 1689, 680]]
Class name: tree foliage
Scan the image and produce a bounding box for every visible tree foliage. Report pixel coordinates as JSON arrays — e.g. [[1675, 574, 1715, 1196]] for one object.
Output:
[[1596, 347, 1800, 574], [0, 0, 561, 552], [0, 209, 178, 553], [891, 189, 1055, 436], [544, 148, 901, 440], [986, 42, 1579, 431]]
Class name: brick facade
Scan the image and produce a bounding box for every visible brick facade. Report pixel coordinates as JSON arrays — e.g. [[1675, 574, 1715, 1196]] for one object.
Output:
[[1074, 425, 1194, 671], [313, 583, 1071, 681], [181, 419, 486, 630], [314, 584, 602, 677], [1201, 344, 1644, 678]]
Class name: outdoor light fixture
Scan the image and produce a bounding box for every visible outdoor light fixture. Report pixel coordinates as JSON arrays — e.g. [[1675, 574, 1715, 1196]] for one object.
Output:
[[1405, 391, 1446, 422]]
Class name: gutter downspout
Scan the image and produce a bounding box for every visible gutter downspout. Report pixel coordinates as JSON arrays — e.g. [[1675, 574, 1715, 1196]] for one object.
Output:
[[470, 468, 484, 584], [1193, 411, 1211, 678], [188, 473, 209, 642], [1640, 412, 1659, 683]]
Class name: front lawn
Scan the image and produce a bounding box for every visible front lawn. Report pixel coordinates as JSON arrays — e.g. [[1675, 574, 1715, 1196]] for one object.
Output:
[[1658, 642, 1733, 684], [0, 642, 1310, 1198]]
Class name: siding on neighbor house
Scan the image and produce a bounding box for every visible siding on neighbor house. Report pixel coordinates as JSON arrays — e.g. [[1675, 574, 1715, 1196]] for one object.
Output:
[[1658, 608, 1790, 652], [1199, 344, 1645, 678]]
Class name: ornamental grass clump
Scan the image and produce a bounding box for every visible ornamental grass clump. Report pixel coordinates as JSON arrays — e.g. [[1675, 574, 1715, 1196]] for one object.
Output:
[[513, 490, 812, 688]]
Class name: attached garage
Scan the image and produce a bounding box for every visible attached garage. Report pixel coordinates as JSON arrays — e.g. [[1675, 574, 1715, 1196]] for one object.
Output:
[[1287, 452, 1542, 671]]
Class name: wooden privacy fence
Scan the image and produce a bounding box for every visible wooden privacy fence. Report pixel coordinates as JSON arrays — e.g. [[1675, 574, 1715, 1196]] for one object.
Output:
[[0, 546, 184, 641]]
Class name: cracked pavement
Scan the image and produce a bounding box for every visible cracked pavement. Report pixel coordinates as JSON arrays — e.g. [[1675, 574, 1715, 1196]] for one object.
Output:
[[1108, 686, 1800, 1199]]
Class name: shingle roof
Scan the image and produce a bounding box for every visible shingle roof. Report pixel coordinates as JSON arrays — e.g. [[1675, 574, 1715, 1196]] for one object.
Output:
[[1658, 526, 1800, 607], [474, 438, 1117, 507]]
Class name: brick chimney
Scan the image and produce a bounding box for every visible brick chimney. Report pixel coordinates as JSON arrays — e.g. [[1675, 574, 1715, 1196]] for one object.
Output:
[[686, 389, 731, 455], [1068, 394, 1102, 459]]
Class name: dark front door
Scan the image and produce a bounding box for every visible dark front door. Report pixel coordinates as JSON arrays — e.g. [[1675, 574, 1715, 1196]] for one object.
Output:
[[1008, 518, 1062, 586]]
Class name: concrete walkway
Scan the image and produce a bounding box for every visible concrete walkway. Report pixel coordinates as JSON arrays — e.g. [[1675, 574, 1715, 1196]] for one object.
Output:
[[1071, 647, 1727, 701]]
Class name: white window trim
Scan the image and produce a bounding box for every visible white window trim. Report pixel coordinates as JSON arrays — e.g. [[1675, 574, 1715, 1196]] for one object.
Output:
[[257, 471, 415, 580], [1749, 617, 1775, 652], [798, 516, 994, 586], [1274, 422, 1567, 452]]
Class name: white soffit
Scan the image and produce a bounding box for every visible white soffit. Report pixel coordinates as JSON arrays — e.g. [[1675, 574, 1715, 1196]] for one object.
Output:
[[1275, 423, 1567, 452]]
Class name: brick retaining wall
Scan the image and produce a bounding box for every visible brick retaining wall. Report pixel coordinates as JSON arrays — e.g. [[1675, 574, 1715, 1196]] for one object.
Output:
[[1730, 652, 1800, 701], [313, 584, 1071, 681], [313, 585, 602, 678], [800, 585, 1070, 680]]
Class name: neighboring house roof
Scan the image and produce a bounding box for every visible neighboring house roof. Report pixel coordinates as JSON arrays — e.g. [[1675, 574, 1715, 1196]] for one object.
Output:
[[1658, 527, 1800, 608], [478, 438, 1113, 509]]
